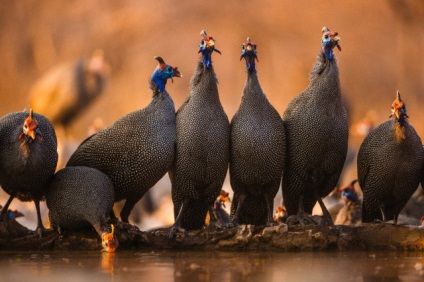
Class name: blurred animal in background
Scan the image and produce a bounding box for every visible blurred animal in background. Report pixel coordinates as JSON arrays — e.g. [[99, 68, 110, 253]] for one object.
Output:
[[282, 27, 348, 226], [0, 204, 24, 220], [400, 187, 424, 222], [0, 108, 58, 235], [359, 91, 424, 223], [334, 179, 362, 225], [206, 190, 231, 226], [273, 205, 287, 223], [28, 49, 110, 132], [46, 166, 118, 252], [351, 110, 377, 141], [229, 38, 285, 227], [67, 56, 181, 225], [87, 117, 105, 137], [170, 31, 230, 238]]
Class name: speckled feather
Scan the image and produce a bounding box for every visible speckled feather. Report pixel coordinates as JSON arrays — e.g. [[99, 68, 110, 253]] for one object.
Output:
[[0, 111, 58, 202], [230, 71, 285, 225], [46, 166, 114, 235], [67, 82, 176, 222], [170, 61, 230, 230], [358, 119, 424, 222], [282, 52, 348, 215]]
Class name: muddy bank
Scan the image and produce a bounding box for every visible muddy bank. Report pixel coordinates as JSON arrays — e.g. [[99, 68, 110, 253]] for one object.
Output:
[[1, 219, 424, 252]]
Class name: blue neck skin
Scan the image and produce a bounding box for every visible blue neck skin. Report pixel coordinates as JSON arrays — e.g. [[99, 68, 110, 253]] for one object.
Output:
[[199, 42, 220, 69], [322, 40, 335, 60]]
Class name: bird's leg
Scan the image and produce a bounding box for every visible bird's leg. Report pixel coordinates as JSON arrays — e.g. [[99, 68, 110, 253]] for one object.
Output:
[[34, 200, 45, 237], [379, 204, 386, 222], [228, 193, 246, 228], [109, 209, 118, 224], [169, 199, 189, 239], [264, 194, 275, 227], [394, 213, 398, 225], [296, 195, 305, 225], [0, 193, 15, 220], [120, 197, 140, 223], [208, 205, 218, 224], [286, 194, 305, 226], [313, 186, 333, 226]]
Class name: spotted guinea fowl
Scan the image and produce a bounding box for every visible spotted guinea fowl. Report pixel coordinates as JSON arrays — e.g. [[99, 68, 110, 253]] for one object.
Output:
[[28, 49, 109, 128], [334, 179, 362, 225], [169, 30, 230, 238], [358, 91, 424, 223], [67, 56, 181, 223], [46, 166, 118, 252], [229, 38, 285, 226], [282, 27, 348, 226], [211, 190, 232, 226], [0, 108, 58, 235]]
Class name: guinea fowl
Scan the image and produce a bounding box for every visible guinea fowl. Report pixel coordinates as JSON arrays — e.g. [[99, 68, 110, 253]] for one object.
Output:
[[282, 27, 348, 226], [358, 91, 424, 223], [67, 56, 181, 223], [0, 108, 58, 235], [28, 49, 109, 129], [169, 30, 230, 238], [229, 38, 285, 226], [211, 190, 231, 226], [334, 179, 362, 225], [46, 166, 118, 252]]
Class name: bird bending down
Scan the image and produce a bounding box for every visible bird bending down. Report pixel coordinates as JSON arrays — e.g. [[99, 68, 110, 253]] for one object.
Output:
[[169, 31, 230, 238], [358, 91, 424, 223], [229, 37, 285, 227], [207, 190, 232, 226], [67, 56, 181, 224], [334, 179, 362, 225], [46, 166, 118, 252], [282, 27, 348, 226], [0, 108, 58, 235]]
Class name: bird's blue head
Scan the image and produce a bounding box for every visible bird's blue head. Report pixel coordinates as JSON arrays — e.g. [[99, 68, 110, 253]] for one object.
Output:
[[198, 30, 221, 69], [150, 56, 182, 92], [341, 188, 359, 202], [340, 180, 359, 203], [240, 37, 259, 72], [321, 27, 341, 60]]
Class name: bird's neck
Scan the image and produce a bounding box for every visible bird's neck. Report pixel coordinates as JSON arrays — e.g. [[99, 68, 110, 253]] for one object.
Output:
[[394, 122, 407, 144], [242, 71, 266, 101], [310, 52, 341, 100], [190, 61, 221, 103]]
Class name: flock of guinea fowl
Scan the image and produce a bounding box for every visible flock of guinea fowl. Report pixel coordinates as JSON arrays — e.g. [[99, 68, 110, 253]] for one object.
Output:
[[1, 27, 422, 253]]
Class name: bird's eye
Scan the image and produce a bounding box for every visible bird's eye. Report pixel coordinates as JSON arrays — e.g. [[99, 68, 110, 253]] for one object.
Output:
[[105, 242, 109, 246], [24, 124, 28, 128], [324, 35, 329, 39]]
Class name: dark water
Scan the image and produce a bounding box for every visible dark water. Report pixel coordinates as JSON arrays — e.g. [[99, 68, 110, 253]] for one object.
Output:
[[1, 250, 424, 281]]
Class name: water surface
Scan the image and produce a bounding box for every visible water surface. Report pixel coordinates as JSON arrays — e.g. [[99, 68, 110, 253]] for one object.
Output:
[[1, 250, 424, 281]]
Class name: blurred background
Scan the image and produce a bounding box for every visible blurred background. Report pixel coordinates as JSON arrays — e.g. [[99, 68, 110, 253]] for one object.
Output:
[[0, 0, 423, 230]]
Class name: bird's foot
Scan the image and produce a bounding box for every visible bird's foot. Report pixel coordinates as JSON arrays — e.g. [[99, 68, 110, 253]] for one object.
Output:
[[320, 214, 334, 227], [36, 226, 45, 238], [168, 225, 187, 240], [266, 221, 278, 228], [286, 214, 316, 227], [221, 221, 239, 230]]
